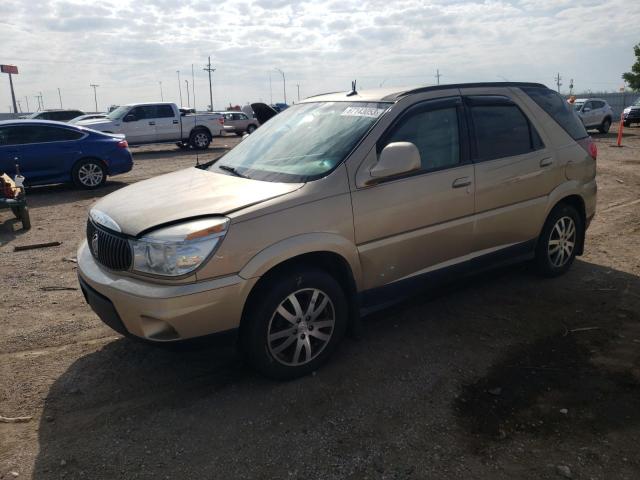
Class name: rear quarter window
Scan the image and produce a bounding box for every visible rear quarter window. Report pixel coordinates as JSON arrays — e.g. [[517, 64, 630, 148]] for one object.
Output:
[[521, 87, 588, 140]]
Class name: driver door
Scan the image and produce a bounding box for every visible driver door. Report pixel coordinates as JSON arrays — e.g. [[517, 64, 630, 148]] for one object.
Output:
[[121, 106, 155, 144], [351, 97, 475, 291]]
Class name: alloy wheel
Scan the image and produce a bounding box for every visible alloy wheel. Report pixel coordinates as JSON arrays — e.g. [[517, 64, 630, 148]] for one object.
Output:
[[78, 163, 104, 187], [194, 132, 209, 148], [267, 288, 335, 367], [548, 216, 576, 267]]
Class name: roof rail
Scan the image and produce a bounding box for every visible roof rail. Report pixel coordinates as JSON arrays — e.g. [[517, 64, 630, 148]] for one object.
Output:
[[392, 82, 548, 100]]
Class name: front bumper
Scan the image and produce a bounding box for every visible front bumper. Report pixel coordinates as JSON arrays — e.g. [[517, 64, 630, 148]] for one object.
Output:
[[623, 110, 640, 122], [77, 240, 258, 342]]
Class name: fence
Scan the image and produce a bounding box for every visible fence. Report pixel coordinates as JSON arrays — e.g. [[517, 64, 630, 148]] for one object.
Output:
[[573, 92, 640, 118]]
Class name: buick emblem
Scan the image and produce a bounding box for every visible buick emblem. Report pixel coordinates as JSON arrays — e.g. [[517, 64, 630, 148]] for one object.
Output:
[[91, 232, 99, 257]]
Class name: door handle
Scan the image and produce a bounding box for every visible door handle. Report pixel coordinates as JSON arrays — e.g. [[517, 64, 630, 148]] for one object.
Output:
[[540, 157, 553, 167], [148, 121, 156, 126], [172, 120, 179, 124], [452, 177, 472, 188]]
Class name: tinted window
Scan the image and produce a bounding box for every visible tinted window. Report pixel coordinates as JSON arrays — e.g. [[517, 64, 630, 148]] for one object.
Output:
[[521, 87, 588, 140], [593, 101, 605, 109], [385, 107, 460, 171], [0, 127, 9, 145], [2, 125, 83, 144], [471, 105, 542, 160], [129, 106, 157, 120], [155, 105, 175, 118]]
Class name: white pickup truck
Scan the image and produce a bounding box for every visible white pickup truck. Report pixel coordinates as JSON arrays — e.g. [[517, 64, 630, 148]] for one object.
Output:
[[76, 102, 228, 149]]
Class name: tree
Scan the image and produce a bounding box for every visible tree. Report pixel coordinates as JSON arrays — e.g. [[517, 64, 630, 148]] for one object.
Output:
[[622, 43, 640, 91]]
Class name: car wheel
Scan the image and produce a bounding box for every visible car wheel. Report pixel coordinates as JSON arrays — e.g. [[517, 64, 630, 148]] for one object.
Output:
[[242, 267, 348, 380], [72, 159, 107, 189], [246, 124, 257, 134], [534, 204, 582, 277], [18, 205, 31, 230], [189, 130, 211, 150], [598, 118, 611, 134]]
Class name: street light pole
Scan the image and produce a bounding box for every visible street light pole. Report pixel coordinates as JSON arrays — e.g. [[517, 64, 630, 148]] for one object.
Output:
[[177, 70, 183, 106], [275, 68, 286, 105], [90, 84, 99, 112], [185, 80, 190, 108], [58, 88, 63, 108], [159, 81, 163, 101]]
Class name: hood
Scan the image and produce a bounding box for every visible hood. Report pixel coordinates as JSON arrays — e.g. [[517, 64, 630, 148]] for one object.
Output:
[[251, 102, 279, 125], [91, 167, 302, 236], [76, 118, 115, 128]]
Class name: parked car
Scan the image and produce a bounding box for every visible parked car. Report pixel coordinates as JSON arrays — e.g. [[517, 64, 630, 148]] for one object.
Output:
[[0, 120, 132, 189], [623, 98, 640, 127], [78, 82, 597, 379], [216, 111, 260, 135], [23, 109, 85, 122], [69, 113, 108, 124], [572, 98, 613, 133], [75, 102, 227, 149]]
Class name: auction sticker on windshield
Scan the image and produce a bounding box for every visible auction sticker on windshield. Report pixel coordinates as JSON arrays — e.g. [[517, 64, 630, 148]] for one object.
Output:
[[341, 106, 387, 118]]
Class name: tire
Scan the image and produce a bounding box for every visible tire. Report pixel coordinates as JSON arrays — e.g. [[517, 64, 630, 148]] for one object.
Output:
[[189, 129, 211, 150], [72, 159, 107, 189], [534, 204, 582, 277], [11, 206, 19, 218], [598, 117, 611, 134], [246, 124, 257, 134], [18, 205, 31, 230], [242, 267, 348, 380]]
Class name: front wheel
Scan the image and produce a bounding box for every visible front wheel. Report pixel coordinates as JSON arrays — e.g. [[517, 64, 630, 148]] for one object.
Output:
[[189, 130, 211, 150], [534, 204, 582, 277], [72, 159, 107, 189], [246, 124, 257, 134], [598, 118, 611, 133], [18, 205, 31, 230], [242, 268, 348, 380]]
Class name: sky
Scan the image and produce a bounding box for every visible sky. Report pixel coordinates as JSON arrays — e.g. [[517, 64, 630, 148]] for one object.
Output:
[[0, 0, 638, 113]]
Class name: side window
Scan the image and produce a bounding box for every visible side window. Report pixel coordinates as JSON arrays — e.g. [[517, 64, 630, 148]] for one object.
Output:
[[0, 127, 8, 145], [6, 126, 40, 144], [128, 107, 146, 120], [593, 101, 605, 109], [521, 87, 588, 140], [470, 104, 543, 161], [47, 127, 84, 141], [156, 105, 175, 118], [383, 107, 460, 171], [584, 101, 594, 110]]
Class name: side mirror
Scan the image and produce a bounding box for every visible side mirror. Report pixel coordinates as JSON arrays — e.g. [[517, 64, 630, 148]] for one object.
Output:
[[123, 114, 137, 122], [370, 142, 421, 180]]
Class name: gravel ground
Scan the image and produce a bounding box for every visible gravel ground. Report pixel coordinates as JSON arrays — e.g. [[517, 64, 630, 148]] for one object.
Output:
[[1, 128, 639, 479]]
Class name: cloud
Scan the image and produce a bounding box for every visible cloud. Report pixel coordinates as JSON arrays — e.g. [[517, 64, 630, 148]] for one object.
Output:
[[0, 0, 638, 112]]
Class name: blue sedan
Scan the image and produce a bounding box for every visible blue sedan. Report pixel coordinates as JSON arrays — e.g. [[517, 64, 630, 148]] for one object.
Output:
[[0, 120, 133, 189]]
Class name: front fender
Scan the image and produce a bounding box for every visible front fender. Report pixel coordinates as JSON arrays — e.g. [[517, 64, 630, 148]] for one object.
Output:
[[238, 232, 363, 289]]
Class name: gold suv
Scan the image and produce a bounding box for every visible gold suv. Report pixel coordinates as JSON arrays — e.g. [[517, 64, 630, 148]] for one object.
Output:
[[78, 83, 597, 379]]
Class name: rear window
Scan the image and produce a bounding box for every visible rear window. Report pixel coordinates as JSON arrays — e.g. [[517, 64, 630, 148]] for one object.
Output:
[[521, 87, 588, 140]]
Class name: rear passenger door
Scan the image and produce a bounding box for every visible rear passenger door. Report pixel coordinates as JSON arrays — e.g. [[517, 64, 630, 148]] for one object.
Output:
[[351, 97, 475, 290], [153, 105, 181, 141], [465, 94, 558, 253]]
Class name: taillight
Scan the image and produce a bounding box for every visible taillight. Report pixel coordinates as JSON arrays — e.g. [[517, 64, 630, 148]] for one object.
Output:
[[117, 139, 129, 149], [577, 136, 597, 160]]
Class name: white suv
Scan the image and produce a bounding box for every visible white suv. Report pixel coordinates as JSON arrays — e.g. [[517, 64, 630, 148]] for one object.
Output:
[[573, 98, 614, 133]]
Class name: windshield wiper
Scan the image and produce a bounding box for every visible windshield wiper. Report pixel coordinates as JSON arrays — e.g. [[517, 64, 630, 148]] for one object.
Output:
[[217, 164, 247, 178]]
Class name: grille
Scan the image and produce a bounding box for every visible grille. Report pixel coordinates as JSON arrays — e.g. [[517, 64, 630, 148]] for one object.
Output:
[[86, 219, 132, 271]]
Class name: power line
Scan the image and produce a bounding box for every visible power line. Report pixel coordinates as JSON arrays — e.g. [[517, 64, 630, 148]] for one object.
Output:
[[203, 56, 216, 111]]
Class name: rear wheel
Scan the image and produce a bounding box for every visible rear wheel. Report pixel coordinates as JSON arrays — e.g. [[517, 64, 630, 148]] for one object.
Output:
[[72, 159, 107, 189], [189, 130, 211, 150], [535, 204, 582, 277], [598, 117, 611, 133], [246, 124, 257, 134], [242, 267, 348, 380], [17, 205, 31, 230]]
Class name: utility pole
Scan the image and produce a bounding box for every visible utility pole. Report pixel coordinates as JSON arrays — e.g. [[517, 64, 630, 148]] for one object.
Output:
[[569, 78, 574, 96], [38, 92, 44, 110], [203, 56, 215, 111], [296, 83, 300, 102], [34, 95, 41, 111], [58, 88, 63, 108], [177, 70, 183, 106], [16, 99, 21, 112], [159, 81, 163, 101], [90, 84, 99, 112], [269, 72, 272, 105], [435, 69, 442, 85], [554, 73, 562, 93], [275, 68, 286, 104], [185, 80, 190, 108], [24, 96, 29, 112]]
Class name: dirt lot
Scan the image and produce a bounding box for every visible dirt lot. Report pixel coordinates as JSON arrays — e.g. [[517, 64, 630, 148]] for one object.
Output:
[[1, 128, 639, 479]]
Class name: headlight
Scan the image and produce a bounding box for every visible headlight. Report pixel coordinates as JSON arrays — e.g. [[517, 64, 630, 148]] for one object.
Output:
[[130, 217, 229, 277], [624, 107, 631, 113]]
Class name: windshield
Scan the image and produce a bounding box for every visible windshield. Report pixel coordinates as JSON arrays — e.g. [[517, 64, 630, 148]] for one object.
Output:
[[208, 101, 390, 182], [107, 105, 130, 120], [573, 102, 584, 111]]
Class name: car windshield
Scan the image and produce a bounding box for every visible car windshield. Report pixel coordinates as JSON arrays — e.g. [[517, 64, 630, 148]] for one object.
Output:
[[106, 106, 130, 120], [208, 101, 389, 182], [573, 102, 585, 111]]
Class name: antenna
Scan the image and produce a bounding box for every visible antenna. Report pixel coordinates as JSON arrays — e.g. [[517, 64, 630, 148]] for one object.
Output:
[[346, 80, 358, 97]]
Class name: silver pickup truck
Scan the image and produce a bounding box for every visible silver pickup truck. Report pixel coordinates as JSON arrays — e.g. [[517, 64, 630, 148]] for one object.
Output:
[[76, 102, 229, 149]]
